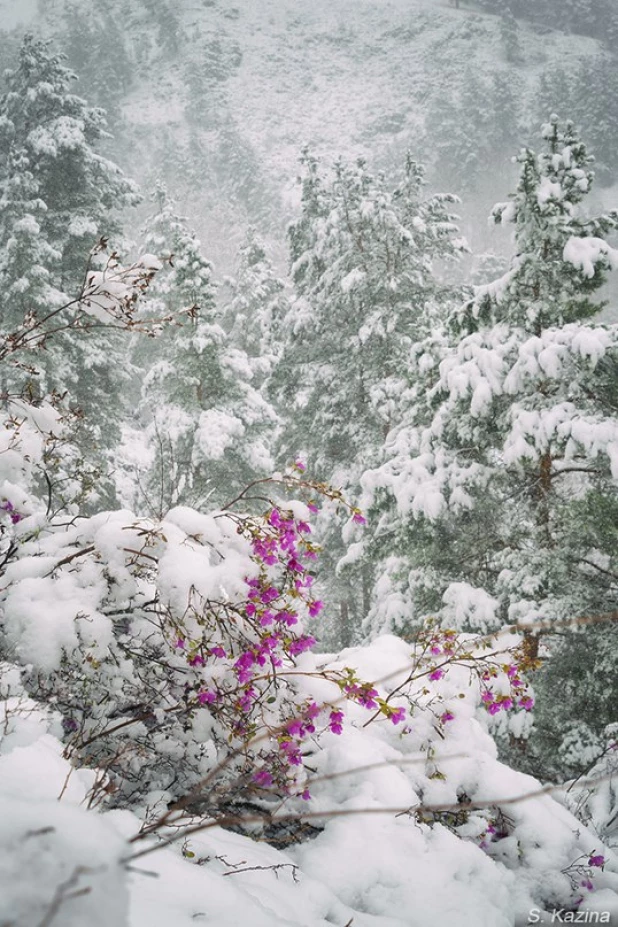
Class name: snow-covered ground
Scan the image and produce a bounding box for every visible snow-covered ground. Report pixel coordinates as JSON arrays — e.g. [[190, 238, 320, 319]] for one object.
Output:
[[2, 634, 618, 926]]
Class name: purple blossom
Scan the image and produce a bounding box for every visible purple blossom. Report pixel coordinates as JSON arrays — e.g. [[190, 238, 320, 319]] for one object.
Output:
[[440, 711, 455, 724], [288, 636, 316, 657], [188, 654, 205, 667], [259, 610, 275, 626], [278, 610, 298, 627], [390, 707, 406, 725], [329, 709, 344, 735], [238, 687, 257, 712], [209, 646, 226, 659], [589, 855, 605, 868], [429, 668, 445, 682], [352, 511, 366, 525], [287, 719, 305, 737], [308, 600, 324, 617], [253, 769, 273, 788], [175, 638, 186, 650], [198, 690, 217, 705]]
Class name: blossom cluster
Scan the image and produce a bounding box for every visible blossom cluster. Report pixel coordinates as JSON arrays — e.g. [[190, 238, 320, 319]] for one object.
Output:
[[562, 852, 606, 907], [169, 480, 406, 800], [421, 627, 535, 722], [0, 500, 23, 526]]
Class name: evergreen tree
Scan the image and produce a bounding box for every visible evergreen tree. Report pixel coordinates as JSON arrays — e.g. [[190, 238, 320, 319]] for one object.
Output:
[[272, 151, 463, 645], [137, 189, 278, 515], [427, 68, 521, 194], [364, 117, 618, 778], [221, 228, 288, 382], [0, 34, 140, 503], [534, 59, 618, 187], [500, 8, 522, 64]]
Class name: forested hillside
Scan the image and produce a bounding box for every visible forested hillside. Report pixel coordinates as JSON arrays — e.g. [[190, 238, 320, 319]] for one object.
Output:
[[0, 1, 617, 925]]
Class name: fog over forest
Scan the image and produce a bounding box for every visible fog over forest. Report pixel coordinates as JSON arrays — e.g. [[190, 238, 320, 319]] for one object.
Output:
[[1, 1, 618, 925]]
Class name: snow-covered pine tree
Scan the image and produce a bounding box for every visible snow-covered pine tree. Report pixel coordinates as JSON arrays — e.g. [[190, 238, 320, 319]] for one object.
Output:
[[363, 116, 618, 778], [534, 58, 618, 186], [0, 33, 140, 505], [271, 151, 463, 645], [221, 228, 288, 383], [137, 187, 278, 516], [427, 68, 521, 195], [500, 7, 522, 65]]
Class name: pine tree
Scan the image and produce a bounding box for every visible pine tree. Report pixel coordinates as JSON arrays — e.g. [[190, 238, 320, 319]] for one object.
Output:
[[221, 228, 288, 382], [0, 34, 140, 504], [137, 188, 278, 515], [272, 151, 463, 645], [364, 117, 618, 777], [534, 58, 618, 186], [427, 68, 521, 194], [500, 8, 522, 64]]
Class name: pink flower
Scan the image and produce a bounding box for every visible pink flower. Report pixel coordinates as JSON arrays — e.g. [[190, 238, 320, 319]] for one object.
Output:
[[253, 769, 273, 788], [429, 668, 444, 681], [307, 502, 319, 514], [175, 638, 186, 649], [589, 855, 605, 868], [300, 788, 311, 801], [487, 702, 501, 715], [294, 459, 306, 472], [197, 690, 217, 704], [278, 610, 298, 627], [297, 521, 311, 534], [308, 600, 324, 617], [390, 707, 406, 725], [440, 711, 454, 723], [288, 636, 316, 657], [329, 709, 344, 735], [209, 646, 226, 659], [305, 702, 321, 720], [352, 511, 366, 525], [188, 654, 205, 667], [287, 719, 305, 737]]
